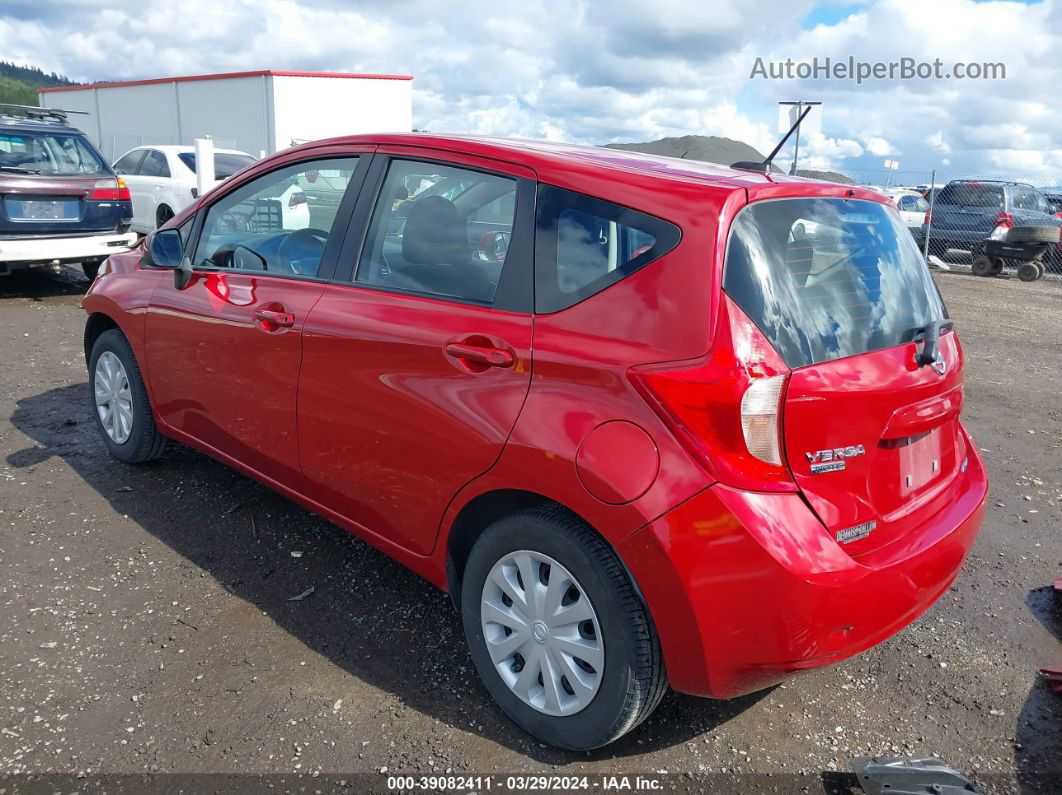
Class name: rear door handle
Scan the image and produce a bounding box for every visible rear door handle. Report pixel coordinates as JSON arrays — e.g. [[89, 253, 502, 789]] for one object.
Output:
[[253, 307, 295, 329], [444, 342, 515, 368]]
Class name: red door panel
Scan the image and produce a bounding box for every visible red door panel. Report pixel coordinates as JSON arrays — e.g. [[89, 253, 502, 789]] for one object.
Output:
[[144, 272, 325, 481], [297, 285, 533, 555]]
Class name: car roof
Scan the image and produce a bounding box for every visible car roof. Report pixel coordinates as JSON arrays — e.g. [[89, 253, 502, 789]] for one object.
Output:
[[0, 116, 84, 136], [287, 132, 861, 194], [122, 144, 253, 156]]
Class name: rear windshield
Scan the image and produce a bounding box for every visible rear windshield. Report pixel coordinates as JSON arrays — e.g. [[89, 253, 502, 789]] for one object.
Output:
[[0, 131, 108, 176], [936, 183, 1004, 208], [724, 197, 946, 368], [178, 152, 256, 179]]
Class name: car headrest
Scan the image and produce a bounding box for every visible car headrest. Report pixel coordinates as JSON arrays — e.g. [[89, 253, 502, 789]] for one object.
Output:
[[402, 195, 470, 265]]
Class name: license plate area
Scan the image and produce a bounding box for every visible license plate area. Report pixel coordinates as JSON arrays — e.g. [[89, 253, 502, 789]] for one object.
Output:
[[4, 197, 80, 222]]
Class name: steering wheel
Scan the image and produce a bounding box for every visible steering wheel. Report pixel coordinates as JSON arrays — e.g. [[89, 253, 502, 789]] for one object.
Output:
[[277, 227, 330, 274]]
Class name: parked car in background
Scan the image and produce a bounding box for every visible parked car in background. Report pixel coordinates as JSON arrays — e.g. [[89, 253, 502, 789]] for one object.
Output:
[[0, 104, 136, 281], [923, 180, 1060, 258], [112, 145, 257, 233], [1040, 189, 1062, 214], [83, 134, 987, 750], [878, 188, 929, 232]]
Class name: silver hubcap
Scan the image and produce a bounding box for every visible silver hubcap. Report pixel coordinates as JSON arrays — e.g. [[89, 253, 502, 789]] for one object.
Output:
[[481, 550, 603, 716], [94, 351, 133, 444]]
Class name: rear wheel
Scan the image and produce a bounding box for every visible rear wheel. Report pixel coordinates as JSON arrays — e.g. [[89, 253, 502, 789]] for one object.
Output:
[[88, 329, 167, 463], [461, 507, 666, 750], [156, 204, 175, 229]]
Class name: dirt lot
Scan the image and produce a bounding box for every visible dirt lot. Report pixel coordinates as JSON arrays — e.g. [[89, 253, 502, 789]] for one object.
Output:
[[0, 266, 1059, 794]]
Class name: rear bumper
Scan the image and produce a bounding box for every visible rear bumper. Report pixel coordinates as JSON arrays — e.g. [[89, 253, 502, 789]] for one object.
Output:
[[619, 428, 988, 698], [0, 231, 139, 268]]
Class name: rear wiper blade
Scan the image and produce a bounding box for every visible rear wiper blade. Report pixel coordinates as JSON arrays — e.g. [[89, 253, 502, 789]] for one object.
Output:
[[0, 165, 41, 174], [915, 319, 954, 367]]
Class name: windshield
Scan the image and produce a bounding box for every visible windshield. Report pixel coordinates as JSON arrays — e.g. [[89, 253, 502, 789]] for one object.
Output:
[[178, 152, 256, 179], [0, 131, 109, 176], [724, 197, 947, 368]]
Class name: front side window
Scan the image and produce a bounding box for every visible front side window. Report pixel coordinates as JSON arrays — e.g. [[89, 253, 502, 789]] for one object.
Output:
[[724, 197, 947, 368], [0, 132, 108, 176], [193, 157, 358, 278], [113, 149, 145, 175], [534, 186, 680, 313], [139, 150, 170, 179], [355, 159, 517, 304]]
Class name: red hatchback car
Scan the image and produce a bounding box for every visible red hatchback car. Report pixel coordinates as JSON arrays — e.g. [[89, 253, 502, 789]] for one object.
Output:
[[82, 134, 988, 750]]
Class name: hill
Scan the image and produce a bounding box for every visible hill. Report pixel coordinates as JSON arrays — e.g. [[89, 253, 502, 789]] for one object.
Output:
[[604, 134, 854, 184], [0, 62, 78, 107]]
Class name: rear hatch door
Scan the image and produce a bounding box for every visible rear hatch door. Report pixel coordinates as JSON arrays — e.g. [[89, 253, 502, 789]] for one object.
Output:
[[0, 128, 120, 236], [931, 182, 1002, 240], [725, 193, 969, 556]]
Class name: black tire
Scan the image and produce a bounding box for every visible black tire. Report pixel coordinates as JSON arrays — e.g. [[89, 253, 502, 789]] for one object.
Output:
[[82, 259, 102, 282], [971, 255, 995, 277], [88, 329, 167, 463], [156, 205, 175, 229], [461, 506, 666, 750], [990, 258, 1005, 275], [1017, 262, 1041, 282], [1006, 225, 1060, 244], [1035, 261, 1046, 280]]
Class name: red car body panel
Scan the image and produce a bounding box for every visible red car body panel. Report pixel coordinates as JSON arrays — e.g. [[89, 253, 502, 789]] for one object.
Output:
[[82, 133, 989, 699]]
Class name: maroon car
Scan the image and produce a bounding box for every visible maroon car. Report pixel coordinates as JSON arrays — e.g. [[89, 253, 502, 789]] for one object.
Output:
[[0, 105, 136, 280]]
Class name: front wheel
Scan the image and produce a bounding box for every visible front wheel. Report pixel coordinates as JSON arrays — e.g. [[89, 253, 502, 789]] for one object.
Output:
[[88, 329, 167, 463], [461, 507, 666, 750]]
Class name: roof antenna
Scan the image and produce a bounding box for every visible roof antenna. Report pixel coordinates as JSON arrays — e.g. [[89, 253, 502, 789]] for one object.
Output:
[[731, 103, 815, 173]]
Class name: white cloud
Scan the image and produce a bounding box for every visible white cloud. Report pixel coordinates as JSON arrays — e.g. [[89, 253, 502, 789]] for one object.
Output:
[[2, 0, 1061, 181]]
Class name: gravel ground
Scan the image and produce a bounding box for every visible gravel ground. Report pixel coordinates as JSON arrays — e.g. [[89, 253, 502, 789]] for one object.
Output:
[[0, 265, 1059, 794]]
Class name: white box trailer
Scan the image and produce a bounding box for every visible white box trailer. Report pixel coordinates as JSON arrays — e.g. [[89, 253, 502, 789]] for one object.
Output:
[[38, 70, 413, 162]]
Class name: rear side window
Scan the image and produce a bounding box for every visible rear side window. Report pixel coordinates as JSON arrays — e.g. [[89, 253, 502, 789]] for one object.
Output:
[[1012, 186, 1051, 214], [724, 198, 946, 368], [936, 183, 1004, 208], [534, 186, 680, 313]]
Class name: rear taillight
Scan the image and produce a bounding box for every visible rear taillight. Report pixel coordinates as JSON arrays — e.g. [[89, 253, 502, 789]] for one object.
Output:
[[740, 375, 786, 466], [923, 209, 931, 226], [89, 178, 131, 202], [995, 211, 1014, 229], [629, 296, 796, 492]]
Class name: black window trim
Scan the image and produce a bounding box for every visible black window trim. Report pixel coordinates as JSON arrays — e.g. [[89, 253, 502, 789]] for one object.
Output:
[[332, 153, 535, 314], [179, 152, 372, 284], [533, 184, 682, 315]]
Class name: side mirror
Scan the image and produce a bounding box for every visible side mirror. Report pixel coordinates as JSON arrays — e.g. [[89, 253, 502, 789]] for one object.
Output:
[[146, 229, 194, 289]]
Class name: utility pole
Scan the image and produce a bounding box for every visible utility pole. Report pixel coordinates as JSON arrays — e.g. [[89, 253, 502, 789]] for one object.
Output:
[[779, 100, 821, 176]]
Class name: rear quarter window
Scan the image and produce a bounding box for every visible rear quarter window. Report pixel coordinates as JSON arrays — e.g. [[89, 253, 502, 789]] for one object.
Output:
[[534, 186, 680, 313], [724, 197, 946, 368]]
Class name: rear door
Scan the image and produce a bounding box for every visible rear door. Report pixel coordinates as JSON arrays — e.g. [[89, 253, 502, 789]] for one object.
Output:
[[297, 150, 535, 555], [725, 194, 970, 556], [0, 129, 119, 236]]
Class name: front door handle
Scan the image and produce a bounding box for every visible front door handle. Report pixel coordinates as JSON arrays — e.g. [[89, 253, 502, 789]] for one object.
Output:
[[444, 342, 515, 368], [253, 307, 295, 329]]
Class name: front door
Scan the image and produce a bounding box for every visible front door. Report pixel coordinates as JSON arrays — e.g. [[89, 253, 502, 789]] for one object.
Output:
[[144, 151, 368, 481], [298, 152, 536, 554]]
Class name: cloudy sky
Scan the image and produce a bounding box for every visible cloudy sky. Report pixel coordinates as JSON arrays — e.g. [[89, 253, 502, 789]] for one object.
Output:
[[2, 0, 1060, 182]]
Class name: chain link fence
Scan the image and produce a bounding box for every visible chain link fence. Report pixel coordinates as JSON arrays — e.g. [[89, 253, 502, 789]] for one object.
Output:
[[830, 167, 1062, 280]]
